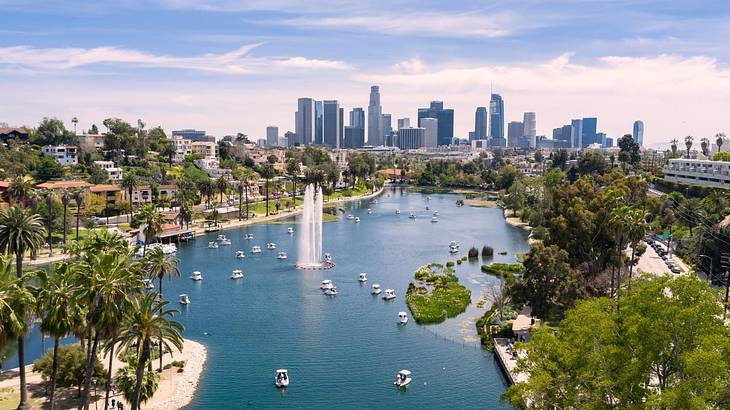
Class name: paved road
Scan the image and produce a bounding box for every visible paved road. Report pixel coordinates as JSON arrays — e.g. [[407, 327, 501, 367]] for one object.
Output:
[[635, 241, 673, 276]]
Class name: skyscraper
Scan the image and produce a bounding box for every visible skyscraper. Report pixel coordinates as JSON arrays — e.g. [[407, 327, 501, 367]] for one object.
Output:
[[382, 114, 392, 140], [397, 127, 425, 150], [421, 118, 438, 148], [507, 121, 523, 148], [489, 94, 504, 143], [314, 100, 323, 145], [397, 118, 410, 129], [345, 107, 365, 149], [350, 108, 365, 129], [474, 107, 488, 140], [339, 107, 344, 148], [368, 86, 383, 146], [417, 101, 454, 146], [581, 117, 598, 147], [633, 120, 644, 146], [523, 112, 536, 148], [266, 126, 279, 146], [323, 100, 341, 148], [295, 98, 315, 146], [571, 119, 583, 148]]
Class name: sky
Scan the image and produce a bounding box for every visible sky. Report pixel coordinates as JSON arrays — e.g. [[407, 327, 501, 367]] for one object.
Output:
[[1, 0, 729, 148]]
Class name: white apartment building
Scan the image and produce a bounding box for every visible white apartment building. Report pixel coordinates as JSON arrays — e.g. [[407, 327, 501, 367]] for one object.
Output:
[[42, 145, 78, 165], [192, 141, 218, 159], [664, 158, 730, 189], [194, 157, 229, 178], [93, 160, 123, 181], [172, 135, 192, 163]]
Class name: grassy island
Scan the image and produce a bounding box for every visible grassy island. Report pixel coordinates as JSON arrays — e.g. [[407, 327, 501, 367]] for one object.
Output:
[[406, 263, 471, 324]]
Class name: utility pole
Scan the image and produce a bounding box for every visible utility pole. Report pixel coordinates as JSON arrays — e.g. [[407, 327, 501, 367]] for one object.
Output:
[[722, 253, 730, 319]]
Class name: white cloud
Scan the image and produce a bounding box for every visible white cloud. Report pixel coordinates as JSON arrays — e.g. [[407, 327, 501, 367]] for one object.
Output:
[[0, 44, 351, 74], [277, 12, 514, 38]]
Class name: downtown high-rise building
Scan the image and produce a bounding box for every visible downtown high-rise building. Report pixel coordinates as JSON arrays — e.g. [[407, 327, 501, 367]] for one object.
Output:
[[368, 86, 383, 146], [350, 108, 365, 129], [345, 107, 365, 149], [474, 107, 488, 140], [417, 101, 454, 146], [382, 114, 392, 140], [295, 98, 315, 146], [633, 120, 644, 146], [507, 121, 523, 148], [397, 118, 410, 129], [552, 125, 573, 148], [421, 118, 438, 148], [323, 100, 341, 148], [266, 126, 279, 146], [489, 94, 504, 143], [314, 101, 323, 145], [571, 119, 583, 148], [397, 127, 425, 150], [581, 117, 598, 147], [523, 112, 536, 148]]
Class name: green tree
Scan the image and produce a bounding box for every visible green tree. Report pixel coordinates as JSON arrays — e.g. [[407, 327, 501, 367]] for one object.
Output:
[[684, 135, 694, 158], [60, 189, 71, 251], [33, 117, 76, 146], [8, 175, 35, 206], [33, 344, 107, 398], [259, 165, 275, 216], [116, 293, 184, 410], [286, 158, 301, 203], [197, 179, 215, 208], [121, 172, 139, 217], [716, 133, 725, 153], [141, 247, 180, 371], [115, 365, 159, 407], [216, 176, 229, 205], [72, 188, 85, 240], [137, 204, 163, 256], [0, 206, 45, 409]]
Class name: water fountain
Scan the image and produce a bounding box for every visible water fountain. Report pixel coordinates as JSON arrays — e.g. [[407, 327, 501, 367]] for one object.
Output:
[[296, 184, 333, 269]]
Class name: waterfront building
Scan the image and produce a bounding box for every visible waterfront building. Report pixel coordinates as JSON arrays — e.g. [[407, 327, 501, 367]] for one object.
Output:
[[471, 139, 489, 151], [664, 159, 730, 189], [421, 118, 438, 148], [474, 107, 488, 140], [295, 97, 315, 146], [489, 94, 504, 143], [523, 112, 536, 148], [266, 126, 279, 146], [397, 127, 425, 150], [417, 101, 454, 146], [41, 145, 78, 165], [633, 120, 644, 147], [323, 100, 341, 148], [507, 121, 524, 148], [368, 86, 383, 146]]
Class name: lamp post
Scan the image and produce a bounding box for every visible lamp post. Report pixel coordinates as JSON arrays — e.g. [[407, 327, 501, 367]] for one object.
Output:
[[699, 254, 713, 282]]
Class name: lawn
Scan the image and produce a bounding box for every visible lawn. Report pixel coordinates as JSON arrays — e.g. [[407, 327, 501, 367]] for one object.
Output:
[[406, 263, 471, 324]]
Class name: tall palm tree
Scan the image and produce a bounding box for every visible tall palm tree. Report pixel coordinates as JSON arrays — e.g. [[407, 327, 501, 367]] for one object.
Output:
[[0, 255, 33, 356], [286, 158, 301, 204], [33, 262, 80, 410], [624, 208, 649, 283], [609, 204, 631, 298], [121, 172, 139, 218], [71, 116, 79, 135], [42, 190, 55, 256], [684, 135, 693, 159], [235, 181, 244, 221], [115, 293, 184, 410], [8, 176, 34, 206], [240, 168, 258, 219], [717, 133, 726, 153], [60, 189, 71, 251], [75, 251, 143, 410], [197, 179, 215, 208], [178, 201, 193, 229], [216, 176, 229, 206], [72, 188, 84, 241], [0, 206, 45, 409], [700, 137, 710, 157], [670, 139, 679, 157], [141, 247, 180, 370], [259, 166, 275, 216], [137, 204, 163, 256]]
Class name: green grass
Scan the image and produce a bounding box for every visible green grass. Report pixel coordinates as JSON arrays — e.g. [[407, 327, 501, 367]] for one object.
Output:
[[481, 263, 524, 277], [406, 264, 471, 324]]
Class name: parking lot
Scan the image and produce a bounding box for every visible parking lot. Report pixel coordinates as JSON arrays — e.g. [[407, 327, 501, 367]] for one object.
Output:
[[634, 238, 686, 277]]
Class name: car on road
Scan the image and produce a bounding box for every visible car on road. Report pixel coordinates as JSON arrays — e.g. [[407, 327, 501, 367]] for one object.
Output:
[[670, 266, 681, 274]]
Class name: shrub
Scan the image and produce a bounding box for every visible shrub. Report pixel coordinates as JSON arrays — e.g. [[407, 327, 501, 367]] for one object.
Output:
[[468, 247, 479, 259], [456, 259, 463, 265], [532, 226, 549, 240], [116, 365, 160, 405], [407, 264, 471, 324], [446, 261, 455, 267], [33, 344, 107, 390], [482, 245, 494, 258]]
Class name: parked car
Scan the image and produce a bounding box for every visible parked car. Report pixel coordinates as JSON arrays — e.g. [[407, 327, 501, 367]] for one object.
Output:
[[670, 266, 681, 274]]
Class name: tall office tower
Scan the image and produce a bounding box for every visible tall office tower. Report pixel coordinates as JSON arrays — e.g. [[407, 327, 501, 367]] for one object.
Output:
[[397, 118, 410, 129], [397, 127, 425, 150], [597, 132, 607, 147], [314, 101, 323, 145], [344, 127, 365, 149], [523, 112, 536, 148], [285, 131, 298, 147], [368, 86, 383, 145], [339, 107, 344, 148], [633, 120, 644, 146], [350, 108, 365, 129], [553, 124, 572, 148], [266, 126, 279, 146], [382, 114, 392, 140], [323, 100, 341, 148], [421, 118, 438, 148], [295, 98, 315, 145], [417, 101, 454, 146], [507, 121, 524, 148], [581, 117, 598, 148], [489, 94, 504, 142], [474, 107, 488, 140], [571, 119, 583, 148]]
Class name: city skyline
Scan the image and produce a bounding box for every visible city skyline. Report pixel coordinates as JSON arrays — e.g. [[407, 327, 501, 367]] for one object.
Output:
[[1, 1, 729, 146]]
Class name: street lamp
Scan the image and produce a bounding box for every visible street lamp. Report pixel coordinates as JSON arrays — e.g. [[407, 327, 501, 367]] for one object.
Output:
[[699, 254, 713, 282]]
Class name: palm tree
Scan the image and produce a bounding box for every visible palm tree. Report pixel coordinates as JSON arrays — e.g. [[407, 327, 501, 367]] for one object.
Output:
[[684, 135, 693, 159], [33, 262, 80, 409], [76, 251, 142, 410], [137, 204, 163, 256], [286, 158, 301, 204], [141, 247, 180, 371], [670, 139, 679, 157], [609, 204, 631, 298], [259, 165, 275, 216], [216, 176, 229, 206], [72, 188, 84, 241], [71, 116, 79, 135], [121, 172, 139, 218], [240, 168, 258, 219], [717, 133, 726, 153], [235, 181, 244, 221], [0, 255, 33, 356], [42, 190, 55, 256], [115, 292, 184, 410], [8, 176, 34, 206], [0, 206, 45, 409], [700, 138, 710, 157], [624, 208, 649, 283], [197, 179, 215, 208], [60, 189, 71, 251], [178, 201, 193, 229]]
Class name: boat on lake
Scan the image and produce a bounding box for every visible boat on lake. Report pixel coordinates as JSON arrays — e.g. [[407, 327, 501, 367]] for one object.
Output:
[[287, 227, 294, 234], [276, 251, 288, 260], [230, 269, 244, 279], [383, 289, 396, 300], [395, 209, 401, 215], [347, 214, 355, 220], [354, 217, 361, 223], [217, 234, 231, 245], [251, 246, 262, 254], [320, 280, 334, 290], [371, 284, 382, 294], [394, 370, 412, 387], [142, 279, 155, 289], [266, 242, 277, 250], [190, 271, 203, 281], [244, 233, 254, 240], [431, 216, 439, 223], [398, 311, 408, 325], [235, 250, 246, 259], [275, 369, 289, 388], [208, 241, 219, 249], [358, 272, 368, 282], [179, 294, 190, 305], [324, 287, 338, 295], [408, 213, 416, 219]]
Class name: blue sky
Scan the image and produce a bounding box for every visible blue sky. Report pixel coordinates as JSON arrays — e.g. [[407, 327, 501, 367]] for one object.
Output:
[[1, 0, 729, 146]]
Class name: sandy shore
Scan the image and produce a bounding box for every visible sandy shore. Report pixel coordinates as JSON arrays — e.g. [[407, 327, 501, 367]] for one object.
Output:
[[0, 338, 206, 409]]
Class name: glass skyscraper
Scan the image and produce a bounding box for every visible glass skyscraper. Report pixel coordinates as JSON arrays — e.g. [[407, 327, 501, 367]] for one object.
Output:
[[314, 100, 323, 145], [417, 101, 454, 146], [633, 120, 644, 146], [474, 107, 488, 140], [489, 94, 504, 143]]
